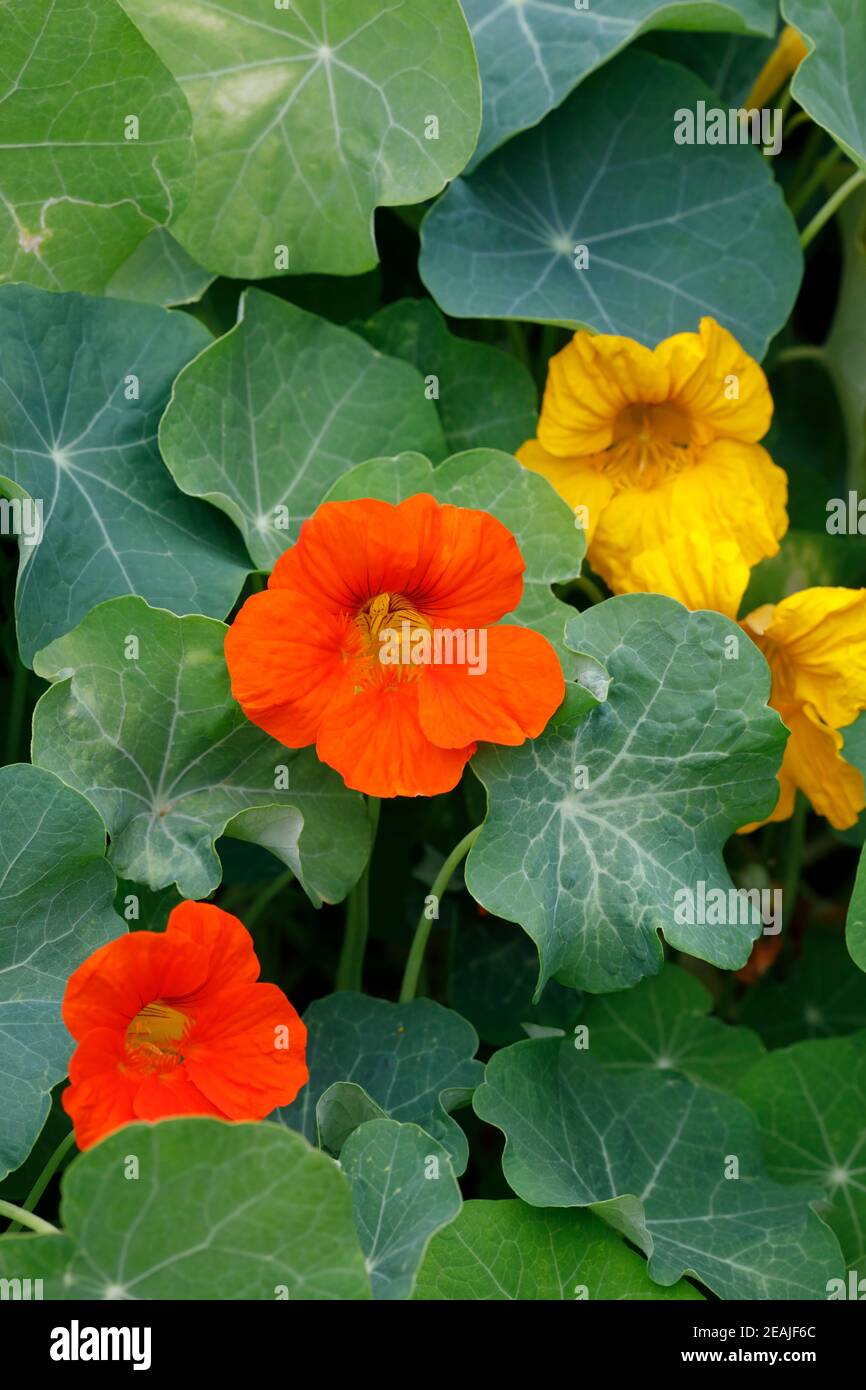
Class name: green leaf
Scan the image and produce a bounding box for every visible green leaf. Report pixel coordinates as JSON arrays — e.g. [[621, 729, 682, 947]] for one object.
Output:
[[120, 0, 481, 279], [32, 596, 371, 903], [639, 31, 775, 105], [414, 1199, 703, 1300], [824, 186, 866, 487], [474, 1039, 845, 1300], [324, 448, 585, 674], [0, 1118, 371, 1299], [463, 0, 776, 166], [466, 594, 787, 993], [578, 964, 764, 1092], [341, 1119, 462, 1300], [0, 764, 122, 1182], [737, 1034, 866, 1272], [0, 0, 193, 292], [784, 0, 866, 172], [106, 228, 214, 307], [849, 850, 866, 973], [0, 286, 249, 666], [738, 932, 866, 1044], [278, 993, 483, 1175], [449, 910, 581, 1047], [420, 49, 802, 358], [159, 290, 447, 570], [354, 299, 538, 455], [316, 1082, 387, 1156]]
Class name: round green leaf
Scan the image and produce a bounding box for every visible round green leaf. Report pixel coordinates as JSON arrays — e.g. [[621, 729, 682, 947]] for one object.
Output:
[[32, 596, 371, 903], [420, 49, 802, 357], [415, 1199, 703, 1300], [466, 593, 787, 993], [0, 765, 122, 1182], [106, 228, 214, 307], [341, 1119, 462, 1300], [849, 850, 866, 974], [738, 932, 866, 1045], [0, 285, 249, 666], [353, 298, 538, 456], [464, 0, 776, 167], [324, 448, 585, 673], [0, 0, 193, 292], [578, 964, 765, 1092], [159, 290, 447, 570], [784, 0, 866, 172], [278, 993, 483, 1175], [120, 0, 481, 278], [0, 1118, 371, 1299], [738, 1034, 866, 1273], [474, 1038, 845, 1300]]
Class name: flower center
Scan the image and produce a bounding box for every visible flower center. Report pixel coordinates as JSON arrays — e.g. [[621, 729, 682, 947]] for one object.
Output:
[[354, 592, 431, 678], [125, 1000, 189, 1073], [602, 402, 694, 490]]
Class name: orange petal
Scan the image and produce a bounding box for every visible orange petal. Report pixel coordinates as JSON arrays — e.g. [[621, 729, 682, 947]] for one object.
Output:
[[63, 1028, 139, 1150], [418, 624, 564, 748], [224, 588, 359, 746], [167, 900, 260, 995], [132, 1070, 225, 1123], [62, 931, 207, 1041], [185, 984, 308, 1118], [317, 675, 474, 797]]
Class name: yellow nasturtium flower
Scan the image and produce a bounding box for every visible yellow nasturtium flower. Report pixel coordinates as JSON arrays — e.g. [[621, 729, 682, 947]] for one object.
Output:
[[518, 317, 788, 616], [744, 26, 810, 112], [742, 588, 866, 830]]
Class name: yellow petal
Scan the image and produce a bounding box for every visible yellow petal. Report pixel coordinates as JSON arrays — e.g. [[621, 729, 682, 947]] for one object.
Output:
[[776, 703, 865, 830], [744, 26, 810, 112], [668, 439, 788, 567], [537, 331, 669, 457], [625, 532, 751, 619], [656, 317, 773, 444], [516, 438, 614, 543], [746, 586, 866, 728]]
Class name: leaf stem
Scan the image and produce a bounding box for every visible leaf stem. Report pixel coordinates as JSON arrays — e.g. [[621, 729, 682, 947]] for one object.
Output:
[[782, 792, 808, 936], [336, 797, 380, 992], [244, 867, 295, 931], [4, 1129, 77, 1234], [799, 170, 866, 249], [0, 1199, 60, 1236], [399, 825, 481, 1004]]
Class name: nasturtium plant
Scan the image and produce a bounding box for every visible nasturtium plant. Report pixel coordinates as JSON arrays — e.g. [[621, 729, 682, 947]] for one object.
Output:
[[1, 0, 865, 1318]]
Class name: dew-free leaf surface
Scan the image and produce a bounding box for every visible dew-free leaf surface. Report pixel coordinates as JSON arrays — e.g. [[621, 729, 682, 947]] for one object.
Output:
[[420, 49, 802, 356], [414, 1199, 704, 1300], [159, 290, 447, 569], [474, 1039, 844, 1300], [737, 1034, 866, 1273], [0, 286, 249, 666], [341, 1119, 462, 1300], [32, 597, 370, 903], [278, 993, 482, 1175], [0, 765, 122, 1182], [784, 0, 866, 172], [0, 1119, 371, 1299], [0, 0, 193, 292], [463, 0, 776, 166], [120, 0, 481, 278], [466, 594, 787, 992]]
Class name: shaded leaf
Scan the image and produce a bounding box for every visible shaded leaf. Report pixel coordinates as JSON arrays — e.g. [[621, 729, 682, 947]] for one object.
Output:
[[0, 765, 122, 1181], [738, 932, 866, 1044]]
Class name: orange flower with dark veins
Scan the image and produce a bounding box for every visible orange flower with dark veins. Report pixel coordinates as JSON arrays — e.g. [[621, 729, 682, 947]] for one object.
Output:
[[62, 902, 308, 1150], [224, 495, 565, 798]]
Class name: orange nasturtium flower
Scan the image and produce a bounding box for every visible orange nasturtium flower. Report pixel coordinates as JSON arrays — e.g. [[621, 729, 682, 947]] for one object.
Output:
[[742, 587, 866, 830], [744, 26, 810, 112], [62, 901, 308, 1150], [518, 317, 788, 617], [225, 495, 565, 798]]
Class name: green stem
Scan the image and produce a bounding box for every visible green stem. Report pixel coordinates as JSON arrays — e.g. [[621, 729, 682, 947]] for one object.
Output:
[[399, 826, 481, 1003], [5, 1130, 76, 1234], [772, 344, 826, 369], [782, 792, 808, 935], [4, 654, 28, 765], [787, 125, 825, 203], [799, 170, 866, 249], [789, 146, 846, 217], [244, 867, 295, 931], [505, 321, 531, 370], [573, 575, 606, 606], [336, 797, 380, 992], [0, 1199, 59, 1236]]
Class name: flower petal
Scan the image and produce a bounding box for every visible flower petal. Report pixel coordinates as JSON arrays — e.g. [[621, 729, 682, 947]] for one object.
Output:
[[62, 931, 207, 1041], [185, 984, 308, 1118]]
